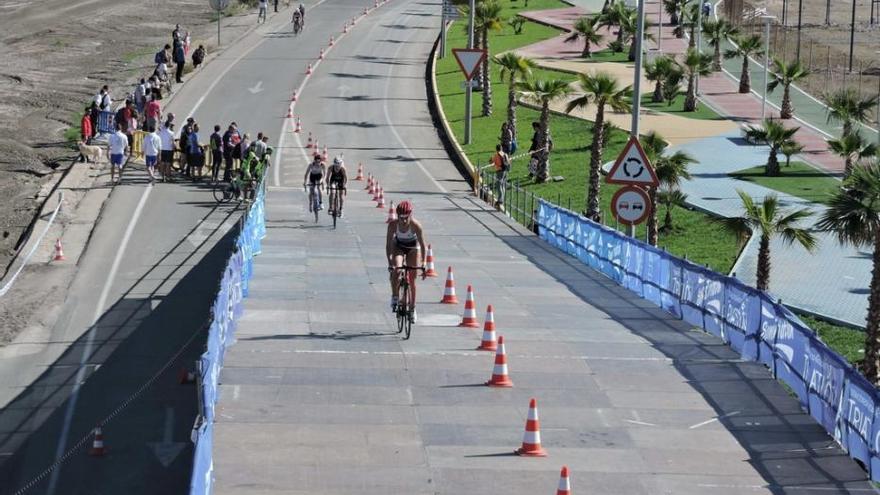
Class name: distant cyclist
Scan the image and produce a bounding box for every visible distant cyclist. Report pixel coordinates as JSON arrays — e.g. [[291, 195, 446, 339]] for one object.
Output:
[[303, 152, 325, 211], [292, 8, 303, 34], [386, 200, 427, 322], [327, 156, 348, 217], [298, 3, 306, 26]]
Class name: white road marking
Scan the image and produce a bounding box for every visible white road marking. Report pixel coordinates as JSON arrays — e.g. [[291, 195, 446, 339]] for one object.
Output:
[[689, 410, 740, 430], [248, 80, 265, 94], [624, 419, 657, 427], [48, 186, 152, 494], [233, 385, 241, 401]]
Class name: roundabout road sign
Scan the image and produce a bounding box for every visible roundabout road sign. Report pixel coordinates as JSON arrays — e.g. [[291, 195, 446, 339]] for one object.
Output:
[[611, 186, 651, 225], [210, 0, 230, 10]]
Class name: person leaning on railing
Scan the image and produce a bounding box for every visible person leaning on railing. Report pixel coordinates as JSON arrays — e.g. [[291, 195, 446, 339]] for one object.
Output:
[[490, 144, 511, 210]]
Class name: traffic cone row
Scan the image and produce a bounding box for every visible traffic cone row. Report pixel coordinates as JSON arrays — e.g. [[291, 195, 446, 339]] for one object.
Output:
[[291, 90, 297, 102], [329, 36, 334, 46], [365, 174, 372, 190], [306, 63, 312, 75]]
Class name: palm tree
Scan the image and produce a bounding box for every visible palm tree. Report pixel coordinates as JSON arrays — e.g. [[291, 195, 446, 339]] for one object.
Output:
[[679, 48, 712, 112], [474, 0, 505, 117], [645, 55, 676, 103], [641, 131, 695, 245], [744, 119, 800, 176], [828, 132, 878, 179], [681, 2, 700, 49], [825, 88, 880, 138], [493, 52, 537, 140], [565, 15, 604, 58], [622, 12, 655, 62], [599, 1, 632, 52], [663, 65, 684, 106], [509, 16, 526, 34], [515, 78, 574, 182], [767, 58, 810, 119], [565, 71, 632, 221], [724, 34, 763, 94], [780, 140, 804, 168], [659, 189, 689, 231], [718, 190, 816, 291], [702, 18, 738, 71], [663, 0, 684, 26], [816, 164, 880, 383]]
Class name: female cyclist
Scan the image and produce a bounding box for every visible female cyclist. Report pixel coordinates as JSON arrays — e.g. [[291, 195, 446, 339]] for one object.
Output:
[[302, 152, 325, 211], [385, 200, 427, 322]]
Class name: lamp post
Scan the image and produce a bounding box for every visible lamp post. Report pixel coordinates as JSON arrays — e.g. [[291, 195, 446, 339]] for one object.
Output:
[[761, 15, 774, 120], [629, 0, 646, 238], [848, 0, 857, 72]]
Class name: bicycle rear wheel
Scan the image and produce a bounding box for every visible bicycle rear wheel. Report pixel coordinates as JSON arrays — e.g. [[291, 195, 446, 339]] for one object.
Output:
[[400, 282, 412, 340], [213, 182, 233, 203]]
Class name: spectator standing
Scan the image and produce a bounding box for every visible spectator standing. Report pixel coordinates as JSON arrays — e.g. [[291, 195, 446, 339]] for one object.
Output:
[[192, 45, 206, 69], [79, 107, 93, 162], [134, 79, 147, 115], [240, 133, 252, 160], [96, 85, 112, 111], [500, 122, 513, 154], [108, 123, 129, 184], [172, 24, 181, 43], [299, 3, 305, 24], [144, 125, 162, 183], [222, 123, 241, 181], [155, 44, 170, 65], [88, 101, 99, 135], [189, 123, 205, 180], [258, 0, 268, 23], [145, 97, 161, 131], [115, 99, 137, 155], [251, 131, 267, 160], [173, 42, 186, 83], [210, 125, 223, 183], [179, 118, 193, 176], [273, 0, 278, 12], [159, 122, 176, 182], [184, 31, 191, 56], [490, 144, 511, 208]]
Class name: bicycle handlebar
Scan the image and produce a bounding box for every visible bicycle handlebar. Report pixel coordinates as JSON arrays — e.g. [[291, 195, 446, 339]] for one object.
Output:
[[388, 265, 425, 272]]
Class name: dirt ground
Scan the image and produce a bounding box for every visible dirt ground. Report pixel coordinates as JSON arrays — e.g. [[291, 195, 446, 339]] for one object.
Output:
[[0, 0, 256, 274]]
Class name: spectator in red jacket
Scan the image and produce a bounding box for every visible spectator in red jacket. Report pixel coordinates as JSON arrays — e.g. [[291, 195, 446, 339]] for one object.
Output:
[[79, 106, 93, 162]]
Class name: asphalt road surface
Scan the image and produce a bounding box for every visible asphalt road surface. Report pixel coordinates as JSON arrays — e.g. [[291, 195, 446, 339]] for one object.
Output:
[[0, 0, 877, 493]]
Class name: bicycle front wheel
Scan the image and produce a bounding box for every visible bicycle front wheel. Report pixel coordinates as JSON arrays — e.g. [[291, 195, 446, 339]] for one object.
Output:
[[213, 182, 233, 203]]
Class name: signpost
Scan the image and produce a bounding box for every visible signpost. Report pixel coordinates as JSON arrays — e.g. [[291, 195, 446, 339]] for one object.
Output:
[[606, 135, 657, 229], [439, 0, 459, 58], [209, 0, 230, 46], [452, 47, 486, 145]]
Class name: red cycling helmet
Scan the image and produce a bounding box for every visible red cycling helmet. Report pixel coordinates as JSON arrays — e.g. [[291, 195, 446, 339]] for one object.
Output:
[[396, 200, 413, 216], [313, 152, 322, 160]]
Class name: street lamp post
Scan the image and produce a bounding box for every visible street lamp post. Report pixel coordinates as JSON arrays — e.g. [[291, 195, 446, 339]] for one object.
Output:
[[849, 0, 857, 72], [761, 15, 774, 120], [629, 0, 646, 238]]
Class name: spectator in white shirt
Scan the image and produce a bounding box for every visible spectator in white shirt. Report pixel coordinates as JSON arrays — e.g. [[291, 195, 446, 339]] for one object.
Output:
[[158, 122, 176, 182], [144, 125, 162, 183], [108, 122, 129, 184]]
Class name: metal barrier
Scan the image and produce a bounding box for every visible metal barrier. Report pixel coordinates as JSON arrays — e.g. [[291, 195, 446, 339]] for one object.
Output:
[[96, 111, 115, 134]]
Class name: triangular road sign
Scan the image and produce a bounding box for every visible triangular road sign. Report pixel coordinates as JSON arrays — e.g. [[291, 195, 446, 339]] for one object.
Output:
[[606, 135, 659, 187], [452, 48, 487, 81]]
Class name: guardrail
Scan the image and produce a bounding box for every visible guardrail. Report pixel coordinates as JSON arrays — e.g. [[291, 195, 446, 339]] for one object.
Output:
[[189, 180, 266, 495], [531, 195, 880, 481]]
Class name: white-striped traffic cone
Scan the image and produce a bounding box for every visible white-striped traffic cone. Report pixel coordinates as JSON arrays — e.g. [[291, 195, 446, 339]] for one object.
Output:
[[458, 285, 479, 328], [486, 335, 513, 387], [355, 162, 364, 181], [89, 426, 107, 456], [440, 266, 458, 304], [53, 238, 65, 261], [386, 201, 397, 223], [556, 466, 571, 494], [477, 305, 497, 351], [376, 188, 385, 208], [424, 244, 437, 277], [515, 398, 546, 456]]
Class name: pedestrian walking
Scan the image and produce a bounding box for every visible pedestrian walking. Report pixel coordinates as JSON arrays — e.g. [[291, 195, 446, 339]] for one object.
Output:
[[115, 99, 137, 156], [144, 125, 162, 183], [299, 3, 305, 25], [210, 125, 223, 183], [145, 97, 161, 132], [79, 106, 93, 162], [222, 123, 241, 181], [173, 42, 186, 83], [273, 0, 278, 12], [134, 78, 147, 115], [189, 123, 205, 180], [192, 45, 206, 69], [491, 144, 511, 208], [108, 122, 129, 184], [258, 0, 268, 23], [159, 122, 175, 182]]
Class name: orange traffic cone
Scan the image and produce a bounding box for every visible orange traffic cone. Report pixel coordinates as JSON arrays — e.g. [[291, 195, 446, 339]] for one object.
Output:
[[376, 188, 385, 208], [477, 305, 497, 351], [319, 48, 324, 60], [365, 174, 373, 190], [343, 22, 349, 33], [53, 238, 65, 261], [306, 132, 313, 148], [556, 466, 571, 495], [295, 117, 302, 133], [486, 335, 513, 387], [372, 181, 380, 201], [322, 145, 328, 161], [458, 285, 479, 328], [291, 90, 297, 102], [386, 202, 397, 223], [440, 266, 458, 304], [306, 63, 312, 75], [355, 162, 364, 181], [329, 35, 335, 46], [424, 244, 437, 277], [515, 398, 546, 456], [286, 107, 293, 119], [89, 426, 107, 456]]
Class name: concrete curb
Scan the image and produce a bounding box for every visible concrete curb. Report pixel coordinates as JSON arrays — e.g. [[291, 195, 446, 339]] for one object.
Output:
[[425, 28, 478, 190]]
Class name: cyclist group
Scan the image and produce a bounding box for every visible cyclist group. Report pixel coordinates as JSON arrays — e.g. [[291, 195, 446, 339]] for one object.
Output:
[[292, 3, 305, 33], [303, 152, 347, 216]]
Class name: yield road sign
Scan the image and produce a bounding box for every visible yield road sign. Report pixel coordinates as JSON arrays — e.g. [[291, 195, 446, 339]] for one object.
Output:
[[606, 135, 659, 187], [452, 48, 487, 81], [611, 186, 651, 225]]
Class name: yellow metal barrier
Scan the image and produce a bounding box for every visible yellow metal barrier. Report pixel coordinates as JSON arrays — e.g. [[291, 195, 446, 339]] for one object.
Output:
[[131, 130, 145, 160]]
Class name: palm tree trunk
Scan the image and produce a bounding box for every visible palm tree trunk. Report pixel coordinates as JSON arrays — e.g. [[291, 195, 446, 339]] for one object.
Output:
[[507, 74, 517, 139], [647, 187, 658, 245], [739, 55, 750, 93], [713, 44, 722, 71], [653, 81, 665, 103], [537, 103, 551, 182], [862, 230, 880, 384], [756, 234, 771, 291], [767, 148, 781, 176], [583, 40, 592, 58], [586, 103, 606, 221], [616, 25, 625, 48], [628, 38, 636, 61], [481, 29, 492, 117], [688, 23, 696, 48], [684, 73, 697, 111], [780, 84, 793, 119], [663, 203, 673, 230], [844, 157, 854, 179]]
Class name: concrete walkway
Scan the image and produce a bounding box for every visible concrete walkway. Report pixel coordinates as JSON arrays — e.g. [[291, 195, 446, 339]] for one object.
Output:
[[510, 4, 870, 327]]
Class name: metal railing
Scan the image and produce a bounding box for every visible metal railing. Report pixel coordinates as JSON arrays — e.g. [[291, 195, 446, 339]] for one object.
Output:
[[477, 167, 541, 233]]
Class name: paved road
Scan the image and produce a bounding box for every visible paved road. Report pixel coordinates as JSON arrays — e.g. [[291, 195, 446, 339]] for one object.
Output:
[[212, 0, 876, 493], [0, 4, 330, 494]]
